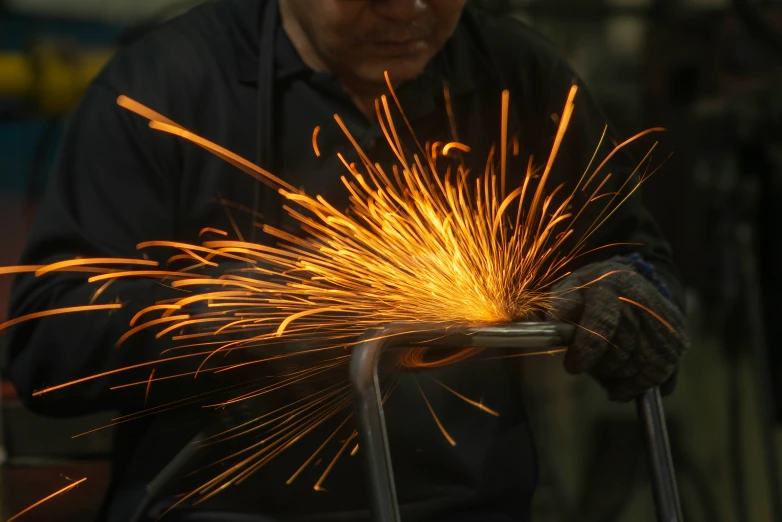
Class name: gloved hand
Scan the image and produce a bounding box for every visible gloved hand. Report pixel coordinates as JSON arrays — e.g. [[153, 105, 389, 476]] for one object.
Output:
[[550, 258, 689, 402]]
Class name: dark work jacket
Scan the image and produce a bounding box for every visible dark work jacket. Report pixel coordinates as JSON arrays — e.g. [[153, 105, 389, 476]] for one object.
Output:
[[5, 1, 683, 521]]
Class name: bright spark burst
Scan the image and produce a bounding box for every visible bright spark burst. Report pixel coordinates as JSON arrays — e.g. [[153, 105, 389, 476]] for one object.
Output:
[[0, 76, 667, 511]]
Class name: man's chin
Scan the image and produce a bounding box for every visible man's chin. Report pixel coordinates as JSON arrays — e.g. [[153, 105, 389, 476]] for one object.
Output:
[[354, 57, 432, 89]]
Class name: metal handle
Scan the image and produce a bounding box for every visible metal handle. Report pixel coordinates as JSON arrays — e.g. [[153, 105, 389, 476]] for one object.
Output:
[[349, 321, 683, 522]]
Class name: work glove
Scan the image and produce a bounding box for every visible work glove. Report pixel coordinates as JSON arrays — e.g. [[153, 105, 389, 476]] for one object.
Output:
[[550, 257, 689, 402]]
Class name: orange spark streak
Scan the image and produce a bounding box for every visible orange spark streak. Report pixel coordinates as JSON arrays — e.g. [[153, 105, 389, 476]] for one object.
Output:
[[223, 205, 244, 242], [72, 377, 280, 439], [32, 351, 207, 397], [88, 270, 193, 283], [165, 291, 254, 312], [0, 265, 42, 275], [110, 370, 199, 390], [201, 383, 349, 448], [528, 85, 577, 229], [155, 317, 234, 339], [0, 304, 122, 333], [111, 377, 261, 423], [442, 142, 470, 155], [399, 347, 483, 369], [118, 95, 181, 127], [312, 126, 322, 157], [555, 317, 619, 350], [582, 127, 665, 191], [500, 89, 509, 196], [428, 376, 499, 416], [115, 315, 190, 347], [571, 242, 644, 262], [130, 304, 182, 326], [7, 477, 87, 522], [415, 378, 456, 446], [181, 393, 353, 501], [144, 369, 155, 408], [198, 383, 346, 444], [73, 380, 253, 439], [287, 414, 352, 485], [212, 330, 442, 375], [618, 296, 675, 332], [137, 241, 257, 263], [313, 431, 357, 492], [205, 361, 346, 407], [481, 348, 567, 361], [146, 120, 296, 192], [552, 270, 637, 297], [275, 307, 345, 337], [89, 279, 116, 304], [35, 258, 158, 277], [182, 248, 219, 267], [199, 227, 228, 238], [430, 141, 442, 160]]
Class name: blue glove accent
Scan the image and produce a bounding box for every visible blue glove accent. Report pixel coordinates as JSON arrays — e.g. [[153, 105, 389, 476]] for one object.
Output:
[[609, 252, 672, 301]]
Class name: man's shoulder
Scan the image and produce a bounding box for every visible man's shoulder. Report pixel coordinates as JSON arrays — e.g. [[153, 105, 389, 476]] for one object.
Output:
[[96, 0, 258, 98], [465, 8, 571, 83]]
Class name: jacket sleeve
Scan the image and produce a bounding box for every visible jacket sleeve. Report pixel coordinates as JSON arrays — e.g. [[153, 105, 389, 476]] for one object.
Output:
[[4, 76, 188, 416], [532, 60, 686, 310]]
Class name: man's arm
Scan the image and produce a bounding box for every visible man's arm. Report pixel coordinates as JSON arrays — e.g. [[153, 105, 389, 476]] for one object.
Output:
[[537, 63, 689, 400], [5, 77, 185, 416], [538, 60, 685, 308], [481, 13, 689, 400], [476, 10, 684, 305]]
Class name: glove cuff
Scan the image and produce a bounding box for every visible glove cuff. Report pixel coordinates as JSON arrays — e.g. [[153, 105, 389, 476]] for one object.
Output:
[[610, 253, 672, 301]]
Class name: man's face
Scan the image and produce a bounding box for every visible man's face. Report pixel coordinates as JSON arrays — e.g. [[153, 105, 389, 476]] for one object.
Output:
[[281, 0, 468, 88]]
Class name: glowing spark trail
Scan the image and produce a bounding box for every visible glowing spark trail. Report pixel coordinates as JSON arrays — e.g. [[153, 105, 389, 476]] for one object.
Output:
[[427, 376, 500, 417], [618, 296, 676, 332], [0, 304, 122, 333], [6, 477, 87, 522], [415, 377, 456, 446], [312, 126, 322, 157]]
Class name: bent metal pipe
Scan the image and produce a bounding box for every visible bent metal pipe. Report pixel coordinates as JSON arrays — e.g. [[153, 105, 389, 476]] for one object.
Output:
[[348, 321, 682, 522]]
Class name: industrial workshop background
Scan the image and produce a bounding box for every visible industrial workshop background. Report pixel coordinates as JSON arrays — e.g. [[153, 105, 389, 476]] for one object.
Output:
[[0, 0, 780, 520]]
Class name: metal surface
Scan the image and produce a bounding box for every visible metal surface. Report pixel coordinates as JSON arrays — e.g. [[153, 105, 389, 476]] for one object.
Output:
[[349, 321, 683, 522]]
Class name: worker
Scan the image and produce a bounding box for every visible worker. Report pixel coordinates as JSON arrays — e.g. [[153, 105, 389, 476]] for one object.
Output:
[[5, 1, 688, 521]]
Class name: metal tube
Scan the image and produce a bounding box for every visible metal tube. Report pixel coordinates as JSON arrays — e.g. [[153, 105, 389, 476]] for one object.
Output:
[[637, 387, 684, 522], [349, 321, 683, 522], [349, 321, 574, 522], [349, 327, 406, 522]]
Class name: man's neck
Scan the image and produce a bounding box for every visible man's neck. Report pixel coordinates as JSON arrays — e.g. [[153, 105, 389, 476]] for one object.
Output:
[[280, 3, 386, 121], [339, 80, 389, 122]]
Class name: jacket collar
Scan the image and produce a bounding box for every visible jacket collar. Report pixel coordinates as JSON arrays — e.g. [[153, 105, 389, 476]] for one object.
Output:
[[233, 1, 495, 100]]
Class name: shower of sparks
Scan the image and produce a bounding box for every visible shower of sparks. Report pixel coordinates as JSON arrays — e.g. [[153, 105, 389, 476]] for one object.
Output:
[[0, 77, 667, 510]]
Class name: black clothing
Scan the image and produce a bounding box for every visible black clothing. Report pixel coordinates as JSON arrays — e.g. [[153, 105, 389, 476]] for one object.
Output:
[[6, 1, 683, 521]]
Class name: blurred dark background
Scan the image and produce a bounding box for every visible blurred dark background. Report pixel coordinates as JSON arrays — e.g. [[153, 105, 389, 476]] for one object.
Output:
[[0, 0, 780, 520]]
